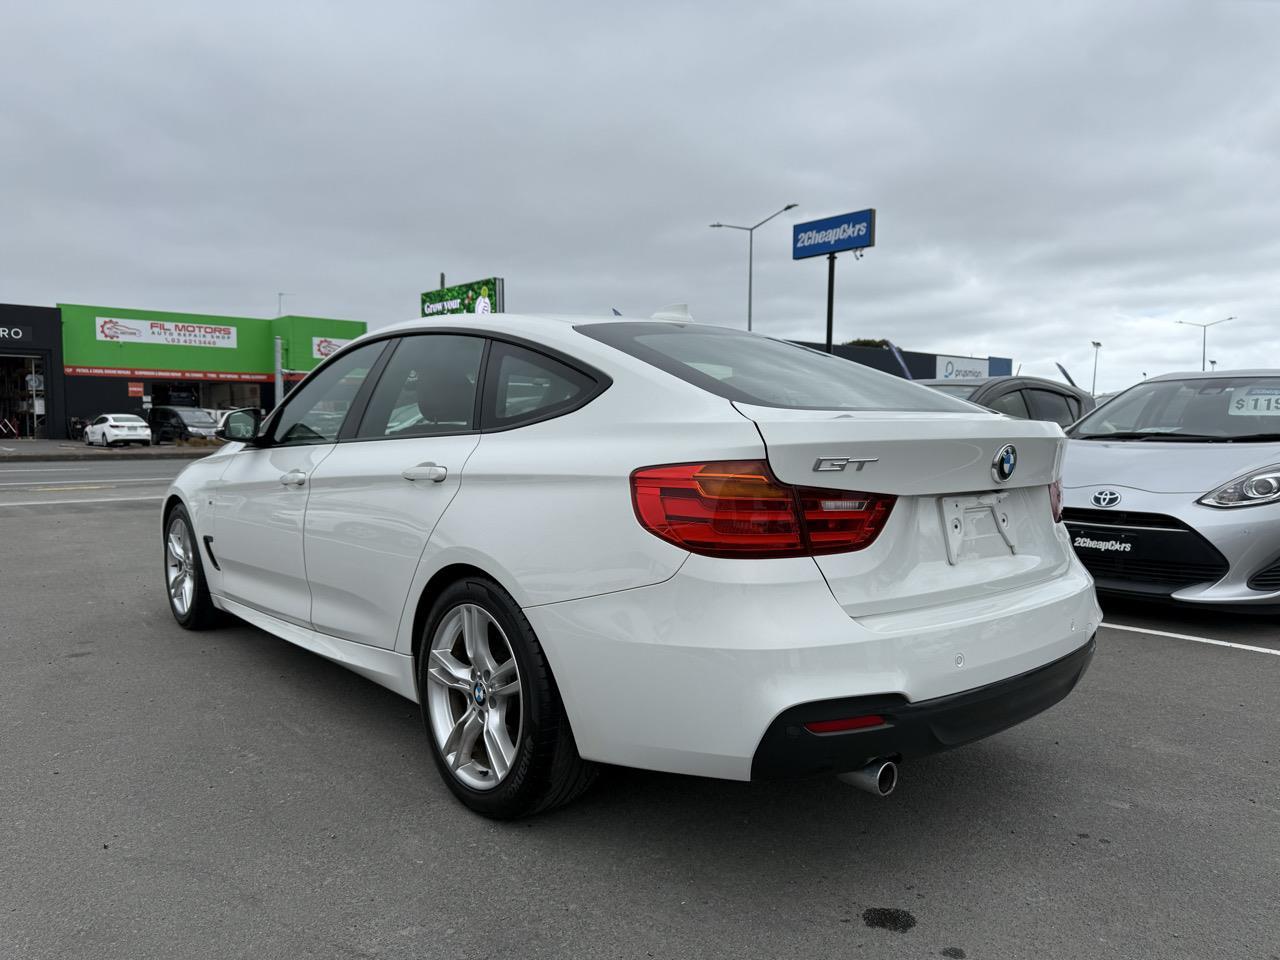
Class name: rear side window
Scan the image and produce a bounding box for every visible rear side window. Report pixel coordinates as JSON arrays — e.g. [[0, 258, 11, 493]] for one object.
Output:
[[1027, 389, 1075, 427], [357, 334, 485, 439], [577, 322, 973, 412], [481, 342, 598, 429], [987, 390, 1030, 419]]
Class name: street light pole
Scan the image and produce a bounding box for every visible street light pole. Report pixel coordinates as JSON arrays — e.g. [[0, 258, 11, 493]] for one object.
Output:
[[1175, 316, 1235, 372], [710, 203, 798, 332], [1091, 341, 1102, 395]]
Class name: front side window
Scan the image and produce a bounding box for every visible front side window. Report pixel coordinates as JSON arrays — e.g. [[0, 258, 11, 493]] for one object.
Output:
[[1071, 376, 1280, 441], [578, 322, 972, 412], [174, 408, 216, 427], [271, 341, 385, 446], [481, 342, 598, 429], [357, 335, 485, 439]]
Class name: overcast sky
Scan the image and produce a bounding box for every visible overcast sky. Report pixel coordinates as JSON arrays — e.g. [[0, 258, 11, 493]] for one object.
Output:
[[3, 1, 1278, 391]]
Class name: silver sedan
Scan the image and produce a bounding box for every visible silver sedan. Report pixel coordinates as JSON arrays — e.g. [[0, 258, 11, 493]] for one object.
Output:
[[1062, 370, 1280, 608]]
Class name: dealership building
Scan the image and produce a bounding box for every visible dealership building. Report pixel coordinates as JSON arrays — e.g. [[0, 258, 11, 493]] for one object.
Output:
[[0, 302, 366, 440]]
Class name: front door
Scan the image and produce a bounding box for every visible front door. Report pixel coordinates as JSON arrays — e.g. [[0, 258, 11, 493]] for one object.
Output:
[[304, 334, 486, 647], [212, 340, 387, 626]]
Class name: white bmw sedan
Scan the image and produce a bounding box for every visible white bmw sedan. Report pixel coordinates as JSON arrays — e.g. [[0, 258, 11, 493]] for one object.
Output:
[[162, 315, 1099, 818]]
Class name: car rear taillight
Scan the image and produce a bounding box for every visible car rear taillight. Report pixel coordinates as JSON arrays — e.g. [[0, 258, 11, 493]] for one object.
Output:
[[630, 460, 895, 559], [803, 714, 887, 734], [1049, 479, 1063, 524]]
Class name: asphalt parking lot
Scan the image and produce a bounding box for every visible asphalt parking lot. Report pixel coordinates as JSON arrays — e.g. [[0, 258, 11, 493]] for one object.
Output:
[[2, 460, 1278, 960]]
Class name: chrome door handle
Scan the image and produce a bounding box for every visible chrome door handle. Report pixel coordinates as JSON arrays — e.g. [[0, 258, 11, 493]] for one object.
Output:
[[280, 470, 307, 486], [402, 462, 447, 483]]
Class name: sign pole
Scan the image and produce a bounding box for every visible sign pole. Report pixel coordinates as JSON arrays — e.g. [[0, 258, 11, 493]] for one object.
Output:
[[825, 253, 836, 354]]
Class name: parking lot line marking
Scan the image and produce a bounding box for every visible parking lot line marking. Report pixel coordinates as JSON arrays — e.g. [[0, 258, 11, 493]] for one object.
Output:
[[0, 467, 92, 474], [1105, 622, 1280, 657], [0, 477, 175, 487], [0, 495, 163, 508]]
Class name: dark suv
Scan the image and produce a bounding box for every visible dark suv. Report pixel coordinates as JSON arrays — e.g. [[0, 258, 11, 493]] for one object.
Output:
[[147, 405, 219, 444], [920, 376, 1095, 428]]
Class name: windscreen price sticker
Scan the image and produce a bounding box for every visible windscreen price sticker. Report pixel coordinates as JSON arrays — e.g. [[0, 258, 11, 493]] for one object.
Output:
[[1231, 388, 1280, 416]]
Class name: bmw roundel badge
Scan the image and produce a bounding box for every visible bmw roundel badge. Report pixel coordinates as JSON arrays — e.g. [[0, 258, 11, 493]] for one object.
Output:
[[992, 444, 1018, 483]]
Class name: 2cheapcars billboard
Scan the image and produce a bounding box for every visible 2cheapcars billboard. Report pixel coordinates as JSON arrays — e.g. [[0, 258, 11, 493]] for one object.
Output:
[[421, 278, 505, 317], [60, 304, 365, 381], [792, 209, 876, 259]]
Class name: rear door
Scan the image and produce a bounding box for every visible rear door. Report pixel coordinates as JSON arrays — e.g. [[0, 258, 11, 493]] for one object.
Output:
[[303, 334, 485, 647], [740, 405, 1071, 617], [1026, 388, 1077, 428]]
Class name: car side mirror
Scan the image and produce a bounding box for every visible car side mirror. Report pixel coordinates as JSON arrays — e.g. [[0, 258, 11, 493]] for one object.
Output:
[[217, 408, 262, 443]]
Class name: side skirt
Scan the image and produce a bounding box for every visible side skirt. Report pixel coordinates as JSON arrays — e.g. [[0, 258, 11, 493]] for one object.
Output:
[[214, 595, 419, 703]]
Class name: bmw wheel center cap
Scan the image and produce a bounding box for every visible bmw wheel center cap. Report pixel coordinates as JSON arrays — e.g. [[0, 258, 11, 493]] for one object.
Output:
[[992, 444, 1018, 483], [473, 682, 487, 706]]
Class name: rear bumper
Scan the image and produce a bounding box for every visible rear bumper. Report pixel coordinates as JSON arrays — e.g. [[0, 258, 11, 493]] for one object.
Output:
[[751, 635, 1095, 779], [526, 553, 1100, 781]]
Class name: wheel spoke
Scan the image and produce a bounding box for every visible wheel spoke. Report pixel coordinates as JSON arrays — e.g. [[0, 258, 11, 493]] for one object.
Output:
[[169, 572, 186, 601], [489, 668, 520, 701], [443, 709, 483, 771], [462, 605, 498, 674], [426, 649, 472, 692], [483, 710, 514, 779], [167, 532, 184, 563]]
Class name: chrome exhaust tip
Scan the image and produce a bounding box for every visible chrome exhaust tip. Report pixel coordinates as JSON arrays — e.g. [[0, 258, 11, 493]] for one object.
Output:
[[838, 759, 898, 797]]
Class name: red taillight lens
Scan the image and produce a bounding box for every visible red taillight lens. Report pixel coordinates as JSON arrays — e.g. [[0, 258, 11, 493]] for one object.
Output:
[[803, 714, 887, 734], [630, 460, 895, 559], [1049, 479, 1063, 524]]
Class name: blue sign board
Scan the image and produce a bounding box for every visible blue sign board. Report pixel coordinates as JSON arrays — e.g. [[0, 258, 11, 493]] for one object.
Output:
[[792, 208, 876, 259]]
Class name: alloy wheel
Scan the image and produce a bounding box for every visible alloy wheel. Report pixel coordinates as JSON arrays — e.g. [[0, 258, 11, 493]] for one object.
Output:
[[425, 603, 523, 791], [165, 517, 195, 617]]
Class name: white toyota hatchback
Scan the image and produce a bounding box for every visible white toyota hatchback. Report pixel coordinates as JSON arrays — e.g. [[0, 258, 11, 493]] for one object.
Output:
[[162, 315, 1099, 817]]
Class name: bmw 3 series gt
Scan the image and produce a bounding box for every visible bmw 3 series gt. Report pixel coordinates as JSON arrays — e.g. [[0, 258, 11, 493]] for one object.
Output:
[[1063, 370, 1280, 608], [162, 315, 1099, 818]]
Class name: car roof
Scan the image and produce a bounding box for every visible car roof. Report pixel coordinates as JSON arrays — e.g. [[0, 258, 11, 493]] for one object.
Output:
[[1145, 369, 1280, 382], [918, 375, 1078, 389]]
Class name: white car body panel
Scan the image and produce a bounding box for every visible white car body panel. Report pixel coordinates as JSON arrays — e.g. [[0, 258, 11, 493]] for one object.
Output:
[[305, 434, 481, 647], [212, 443, 334, 626], [164, 313, 1099, 782]]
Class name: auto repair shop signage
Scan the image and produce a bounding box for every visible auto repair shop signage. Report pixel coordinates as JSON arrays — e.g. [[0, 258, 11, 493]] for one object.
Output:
[[312, 337, 351, 360], [95, 316, 238, 349]]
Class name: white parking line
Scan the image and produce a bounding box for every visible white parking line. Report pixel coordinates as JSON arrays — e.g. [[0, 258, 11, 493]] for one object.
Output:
[[0, 467, 92, 474], [0, 477, 174, 487], [1105, 622, 1280, 657], [0, 495, 163, 508]]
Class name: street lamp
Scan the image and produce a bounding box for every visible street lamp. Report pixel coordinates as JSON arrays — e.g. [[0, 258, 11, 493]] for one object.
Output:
[[1090, 341, 1102, 396], [710, 203, 798, 332], [1175, 316, 1235, 372], [1210, 359, 1218, 371]]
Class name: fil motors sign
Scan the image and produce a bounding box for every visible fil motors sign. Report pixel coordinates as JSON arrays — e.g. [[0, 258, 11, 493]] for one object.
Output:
[[95, 316, 238, 349], [312, 337, 351, 360]]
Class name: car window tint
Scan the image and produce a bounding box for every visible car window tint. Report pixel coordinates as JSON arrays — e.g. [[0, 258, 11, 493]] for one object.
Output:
[[987, 390, 1030, 419], [357, 335, 485, 439], [272, 341, 385, 446], [482, 342, 596, 429], [1027, 389, 1075, 426], [577, 322, 971, 412]]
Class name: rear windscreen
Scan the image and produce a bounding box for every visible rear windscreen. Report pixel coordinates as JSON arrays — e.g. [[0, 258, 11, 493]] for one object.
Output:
[[576, 322, 974, 412]]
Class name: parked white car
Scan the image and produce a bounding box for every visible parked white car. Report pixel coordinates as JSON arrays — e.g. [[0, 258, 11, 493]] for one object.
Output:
[[161, 314, 1099, 817], [84, 413, 152, 446]]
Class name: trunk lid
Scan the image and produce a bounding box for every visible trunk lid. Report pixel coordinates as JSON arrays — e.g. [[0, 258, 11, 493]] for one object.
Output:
[[735, 403, 1074, 617]]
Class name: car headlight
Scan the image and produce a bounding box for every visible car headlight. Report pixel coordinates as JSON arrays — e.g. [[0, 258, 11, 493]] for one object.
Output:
[[1199, 465, 1280, 508]]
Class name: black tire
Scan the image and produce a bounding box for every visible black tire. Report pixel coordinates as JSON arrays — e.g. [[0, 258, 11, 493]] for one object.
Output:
[[417, 576, 596, 819], [163, 504, 220, 630]]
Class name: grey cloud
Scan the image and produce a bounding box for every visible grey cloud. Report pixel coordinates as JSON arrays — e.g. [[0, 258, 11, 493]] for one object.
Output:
[[2, 0, 1278, 391]]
